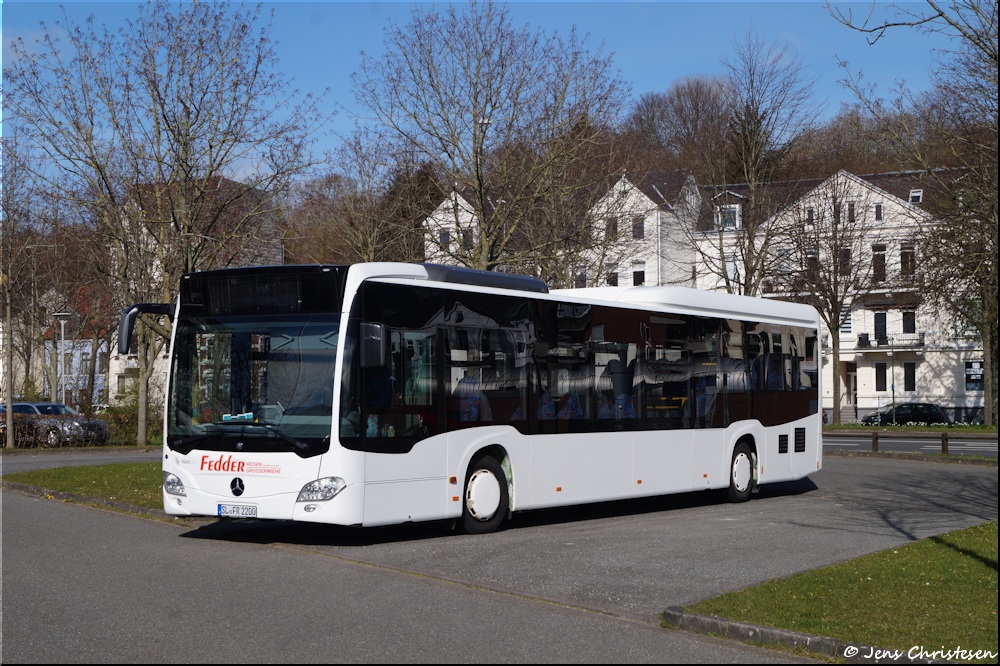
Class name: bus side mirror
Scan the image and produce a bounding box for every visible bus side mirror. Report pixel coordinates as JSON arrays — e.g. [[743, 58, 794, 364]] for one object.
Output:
[[118, 303, 173, 354], [360, 322, 388, 368]]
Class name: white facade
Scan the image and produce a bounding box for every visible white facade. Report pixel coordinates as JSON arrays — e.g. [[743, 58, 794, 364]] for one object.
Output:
[[584, 173, 699, 288], [423, 170, 701, 288], [423, 192, 479, 266], [704, 170, 983, 423]]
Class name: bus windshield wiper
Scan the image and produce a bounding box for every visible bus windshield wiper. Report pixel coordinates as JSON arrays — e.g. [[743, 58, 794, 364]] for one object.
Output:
[[170, 433, 220, 451], [173, 424, 311, 452], [257, 424, 311, 452]]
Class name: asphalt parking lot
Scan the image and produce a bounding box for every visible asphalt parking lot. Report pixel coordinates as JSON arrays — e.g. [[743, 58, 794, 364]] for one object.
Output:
[[2, 450, 997, 663]]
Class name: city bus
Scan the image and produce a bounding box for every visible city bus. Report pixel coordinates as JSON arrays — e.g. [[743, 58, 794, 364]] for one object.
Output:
[[119, 262, 822, 533]]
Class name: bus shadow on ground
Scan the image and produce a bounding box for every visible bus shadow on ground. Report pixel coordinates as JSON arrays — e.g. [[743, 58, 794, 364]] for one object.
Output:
[[179, 476, 818, 547]]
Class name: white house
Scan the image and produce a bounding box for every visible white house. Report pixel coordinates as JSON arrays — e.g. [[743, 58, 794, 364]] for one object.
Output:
[[423, 170, 701, 288], [697, 169, 984, 424], [583, 170, 700, 288]]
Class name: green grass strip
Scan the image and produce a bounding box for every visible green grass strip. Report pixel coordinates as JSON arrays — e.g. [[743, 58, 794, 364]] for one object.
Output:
[[5, 461, 163, 509], [688, 521, 998, 662]]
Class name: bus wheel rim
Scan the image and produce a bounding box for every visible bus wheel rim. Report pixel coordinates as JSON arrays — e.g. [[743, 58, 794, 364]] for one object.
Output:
[[733, 452, 751, 493], [466, 469, 501, 521]]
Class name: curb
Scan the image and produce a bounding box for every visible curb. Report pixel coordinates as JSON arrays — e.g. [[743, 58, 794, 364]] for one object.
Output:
[[823, 448, 997, 466], [661, 607, 953, 664]]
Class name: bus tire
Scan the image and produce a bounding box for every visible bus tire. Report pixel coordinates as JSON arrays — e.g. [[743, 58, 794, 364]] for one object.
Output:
[[728, 442, 753, 503], [462, 453, 508, 534]]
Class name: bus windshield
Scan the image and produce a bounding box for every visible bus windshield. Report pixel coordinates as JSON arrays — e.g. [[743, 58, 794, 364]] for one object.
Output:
[[167, 315, 340, 457]]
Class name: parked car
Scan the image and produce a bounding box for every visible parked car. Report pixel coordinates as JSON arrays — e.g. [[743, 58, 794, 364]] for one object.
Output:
[[860, 402, 949, 426], [0, 402, 110, 447]]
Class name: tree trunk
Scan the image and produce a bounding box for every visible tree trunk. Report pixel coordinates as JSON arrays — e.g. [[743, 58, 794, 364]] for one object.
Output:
[[830, 334, 842, 425]]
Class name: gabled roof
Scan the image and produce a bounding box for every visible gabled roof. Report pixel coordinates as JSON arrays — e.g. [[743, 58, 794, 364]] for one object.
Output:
[[631, 169, 694, 209], [695, 168, 964, 231]]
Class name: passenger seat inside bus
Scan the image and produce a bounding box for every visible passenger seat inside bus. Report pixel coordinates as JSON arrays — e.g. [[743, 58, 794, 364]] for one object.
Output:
[[455, 373, 492, 422]]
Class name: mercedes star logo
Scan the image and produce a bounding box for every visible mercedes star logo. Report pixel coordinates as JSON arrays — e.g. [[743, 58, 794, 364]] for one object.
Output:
[[230, 478, 245, 496]]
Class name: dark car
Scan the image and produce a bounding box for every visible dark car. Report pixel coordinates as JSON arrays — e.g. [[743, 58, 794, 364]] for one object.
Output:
[[0, 402, 110, 447], [860, 402, 949, 426]]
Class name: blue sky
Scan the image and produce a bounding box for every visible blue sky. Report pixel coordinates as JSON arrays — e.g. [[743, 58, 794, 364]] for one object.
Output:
[[3, 1, 956, 147]]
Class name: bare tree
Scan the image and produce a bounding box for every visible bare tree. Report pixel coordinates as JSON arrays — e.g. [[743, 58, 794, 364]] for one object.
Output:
[[787, 106, 911, 177], [350, 0, 631, 277], [624, 76, 732, 184], [284, 127, 441, 265], [688, 31, 821, 296], [1, 134, 44, 447], [5, 0, 330, 443], [829, 0, 998, 423]]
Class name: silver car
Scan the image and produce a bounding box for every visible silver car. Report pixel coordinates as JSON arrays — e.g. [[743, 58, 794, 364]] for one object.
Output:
[[0, 402, 110, 447]]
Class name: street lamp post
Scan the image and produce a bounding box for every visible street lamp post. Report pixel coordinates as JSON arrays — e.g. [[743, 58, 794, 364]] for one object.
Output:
[[52, 311, 71, 405]]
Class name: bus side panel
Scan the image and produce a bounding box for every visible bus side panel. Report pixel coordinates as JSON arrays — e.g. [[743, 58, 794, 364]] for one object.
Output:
[[527, 431, 634, 508], [633, 429, 703, 495], [756, 415, 822, 485], [361, 434, 448, 526]]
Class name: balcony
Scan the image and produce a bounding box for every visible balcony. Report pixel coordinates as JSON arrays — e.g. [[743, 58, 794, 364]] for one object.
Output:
[[856, 332, 925, 349]]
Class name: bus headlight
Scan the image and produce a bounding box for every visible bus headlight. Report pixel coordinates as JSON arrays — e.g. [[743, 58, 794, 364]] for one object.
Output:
[[163, 472, 187, 497], [297, 477, 346, 502]]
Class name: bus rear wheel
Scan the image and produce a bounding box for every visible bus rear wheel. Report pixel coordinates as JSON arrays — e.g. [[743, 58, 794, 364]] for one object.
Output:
[[462, 454, 509, 534], [728, 442, 753, 503]]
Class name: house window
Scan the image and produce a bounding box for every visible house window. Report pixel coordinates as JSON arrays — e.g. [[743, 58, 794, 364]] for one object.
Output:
[[874, 204, 883, 221], [903, 362, 916, 391], [909, 189, 923, 203], [875, 363, 887, 392], [716, 204, 740, 231], [117, 368, 139, 395], [900, 242, 916, 277], [804, 248, 819, 275], [606, 217, 618, 240], [438, 230, 450, 246], [848, 201, 856, 224], [874, 312, 887, 345], [872, 244, 886, 283], [607, 272, 618, 287], [902, 311, 916, 334], [632, 261, 646, 286], [805, 207, 815, 228], [838, 248, 851, 277], [574, 273, 587, 289], [462, 229, 474, 250], [966, 361, 984, 391], [632, 216, 645, 240]]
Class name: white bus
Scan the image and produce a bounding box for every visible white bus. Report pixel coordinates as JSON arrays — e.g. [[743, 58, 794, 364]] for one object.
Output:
[[119, 262, 822, 533]]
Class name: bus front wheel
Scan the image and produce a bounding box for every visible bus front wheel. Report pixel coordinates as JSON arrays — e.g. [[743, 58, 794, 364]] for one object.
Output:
[[728, 442, 753, 503], [463, 454, 509, 534]]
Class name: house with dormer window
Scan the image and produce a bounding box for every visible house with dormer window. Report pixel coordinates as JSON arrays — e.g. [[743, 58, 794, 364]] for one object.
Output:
[[700, 169, 982, 423]]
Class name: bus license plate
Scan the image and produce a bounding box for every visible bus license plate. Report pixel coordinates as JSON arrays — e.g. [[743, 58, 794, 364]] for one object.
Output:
[[218, 503, 257, 518]]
